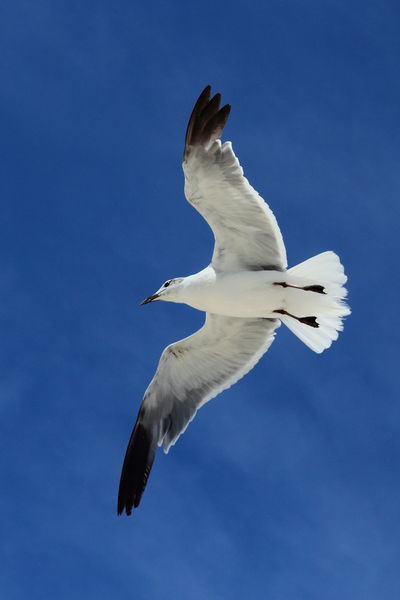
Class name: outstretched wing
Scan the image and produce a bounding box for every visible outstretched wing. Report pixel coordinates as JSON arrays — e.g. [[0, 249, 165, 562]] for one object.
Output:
[[183, 86, 287, 272], [117, 314, 279, 515]]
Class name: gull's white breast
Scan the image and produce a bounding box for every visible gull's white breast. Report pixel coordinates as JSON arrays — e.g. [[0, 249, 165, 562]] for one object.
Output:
[[183, 268, 286, 318]]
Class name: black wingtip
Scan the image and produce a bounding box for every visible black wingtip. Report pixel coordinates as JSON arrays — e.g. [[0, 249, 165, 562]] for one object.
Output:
[[117, 410, 158, 516], [184, 86, 231, 160]]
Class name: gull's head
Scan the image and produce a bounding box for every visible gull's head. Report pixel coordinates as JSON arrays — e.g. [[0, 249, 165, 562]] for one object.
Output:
[[140, 277, 185, 305]]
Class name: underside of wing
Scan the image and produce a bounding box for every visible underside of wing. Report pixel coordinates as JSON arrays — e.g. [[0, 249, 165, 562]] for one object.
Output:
[[183, 86, 287, 272], [117, 314, 280, 515]]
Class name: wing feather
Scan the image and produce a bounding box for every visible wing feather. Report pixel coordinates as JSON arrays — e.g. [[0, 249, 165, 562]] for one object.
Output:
[[183, 86, 287, 272], [117, 314, 279, 515]]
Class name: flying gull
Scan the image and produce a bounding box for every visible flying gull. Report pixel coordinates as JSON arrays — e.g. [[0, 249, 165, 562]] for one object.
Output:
[[117, 86, 350, 515]]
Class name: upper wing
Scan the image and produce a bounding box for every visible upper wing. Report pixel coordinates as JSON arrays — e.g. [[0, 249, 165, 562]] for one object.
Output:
[[183, 86, 287, 272], [117, 314, 280, 515]]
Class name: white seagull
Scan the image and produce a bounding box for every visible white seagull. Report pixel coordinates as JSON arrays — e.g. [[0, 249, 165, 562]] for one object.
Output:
[[117, 86, 350, 515]]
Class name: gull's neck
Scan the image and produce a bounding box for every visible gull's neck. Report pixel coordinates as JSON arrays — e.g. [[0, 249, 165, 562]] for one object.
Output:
[[175, 266, 215, 305]]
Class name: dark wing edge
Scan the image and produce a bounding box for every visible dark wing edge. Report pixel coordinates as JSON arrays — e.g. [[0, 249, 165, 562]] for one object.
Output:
[[117, 406, 158, 516], [117, 399, 197, 515], [117, 396, 198, 516], [183, 85, 231, 160]]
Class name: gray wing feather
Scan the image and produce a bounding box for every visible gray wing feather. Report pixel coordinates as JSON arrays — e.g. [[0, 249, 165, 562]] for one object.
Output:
[[117, 314, 279, 514], [144, 314, 279, 451], [183, 86, 287, 272]]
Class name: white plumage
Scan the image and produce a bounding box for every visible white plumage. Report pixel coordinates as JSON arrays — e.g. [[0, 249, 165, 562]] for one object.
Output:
[[117, 86, 350, 515], [184, 139, 287, 272]]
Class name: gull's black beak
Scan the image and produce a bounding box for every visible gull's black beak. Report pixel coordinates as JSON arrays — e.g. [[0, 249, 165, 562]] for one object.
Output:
[[140, 294, 159, 306]]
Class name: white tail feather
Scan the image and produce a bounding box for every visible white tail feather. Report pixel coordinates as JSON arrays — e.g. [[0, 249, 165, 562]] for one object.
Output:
[[282, 251, 350, 353]]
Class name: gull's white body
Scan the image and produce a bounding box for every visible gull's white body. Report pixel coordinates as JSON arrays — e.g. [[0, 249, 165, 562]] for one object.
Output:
[[167, 266, 286, 318], [117, 86, 350, 516]]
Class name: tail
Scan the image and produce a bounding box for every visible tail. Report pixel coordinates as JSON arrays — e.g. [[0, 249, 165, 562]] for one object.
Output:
[[117, 407, 158, 516], [281, 251, 350, 353]]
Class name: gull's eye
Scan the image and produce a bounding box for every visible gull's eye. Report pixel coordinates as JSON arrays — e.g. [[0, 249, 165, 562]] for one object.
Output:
[[164, 281, 170, 288]]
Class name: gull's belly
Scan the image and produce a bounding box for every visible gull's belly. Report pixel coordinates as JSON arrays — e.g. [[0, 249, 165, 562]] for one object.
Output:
[[188, 271, 286, 318]]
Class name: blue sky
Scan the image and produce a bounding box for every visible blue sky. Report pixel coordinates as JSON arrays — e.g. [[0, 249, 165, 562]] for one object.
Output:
[[1, 1, 399, 598]]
